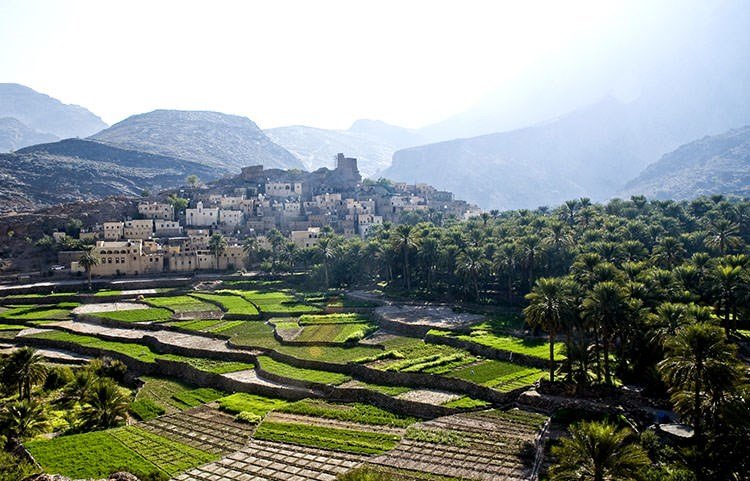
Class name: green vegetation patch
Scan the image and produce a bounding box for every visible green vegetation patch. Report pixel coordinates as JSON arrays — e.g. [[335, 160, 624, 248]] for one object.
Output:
[[257, 355, 350, 385], [112, 426, 216, 475], [27, 429, 161, 479], [224, 321, 382, 362], [448, 360, 546, 391], [144, 295, 218, 313], [298, 313, 369, 325], [254, 421, 399, 455], [278, 399, 417, 427], [221, 289, 320, 314], [136, 376, 221, 412], [295, 322, 375, 343], [27, 426, 216, 479], [171, 387, 225, 407], [94, 307, 173, 323], [165, 319, 225, 332], [29, 331, 252, 374], [216, 392, 289, 415], [441, 396, 491, 409], [189, 292, 260, 316], [431, 327, 564, 360], [130, 397, 166, 420], [0, 303, 77, 321]]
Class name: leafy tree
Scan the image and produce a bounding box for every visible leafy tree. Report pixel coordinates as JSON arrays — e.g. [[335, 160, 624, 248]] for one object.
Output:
[[550, 420, 650, 481], [186, 174, 199, 188]]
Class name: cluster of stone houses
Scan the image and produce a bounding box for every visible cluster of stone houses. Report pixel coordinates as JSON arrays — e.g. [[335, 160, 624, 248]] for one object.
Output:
[[65, 154, 480, 276]]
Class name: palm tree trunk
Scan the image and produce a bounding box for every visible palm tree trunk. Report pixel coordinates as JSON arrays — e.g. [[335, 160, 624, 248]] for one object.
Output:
[[603, 325, 611, 385], [549, 329, 555, 383], [565, 330, 573, 382], [87, 269, 92, 290], [694, 360, 704, 479], [403, 246, 410, 291]]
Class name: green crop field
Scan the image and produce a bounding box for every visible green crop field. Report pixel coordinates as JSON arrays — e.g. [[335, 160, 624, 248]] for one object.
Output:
[[144, 295, 218, 313], [298, 313, 369, 325], [254, 421, 399, 455], [0, 303, 77, 321], [442, 396, 491, 409], [189, 292, 260, 316], [224, 321, 382, 362], [165, 319, 224, 331], [257, 355, 350, 385], [136, 377, 226, 414], [448, 360, 546, 391], [279, 399, 417, 427], [430, 326, 564, 360], [216, 392, 289, 415], [93, 307, 173, 323], [294, 322, 374, 343], [220, 289, 320, 314], [171, 387, 225, 407], [28, 330, 252, 374], [27, 426, 215, 479]]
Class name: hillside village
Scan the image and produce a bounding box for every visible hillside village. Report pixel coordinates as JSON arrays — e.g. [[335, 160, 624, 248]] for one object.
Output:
[[56, 154, 480, 277]]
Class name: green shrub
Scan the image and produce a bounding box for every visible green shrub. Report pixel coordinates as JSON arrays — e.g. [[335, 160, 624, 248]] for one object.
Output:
[[44, 365, 75, 390], [235, 411, 263, 424]]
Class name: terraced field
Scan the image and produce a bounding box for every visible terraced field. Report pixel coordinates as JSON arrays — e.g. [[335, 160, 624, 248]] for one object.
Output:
[[1, 283, 554, 481], [369, 410, 548, 481], [174, 439, 367, 481]]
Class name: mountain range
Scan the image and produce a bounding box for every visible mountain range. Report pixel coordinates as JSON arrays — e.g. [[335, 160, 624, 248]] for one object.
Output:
[[266, 119, 425, 176], [621, 126, 750, 200], [0, 138, 217, 213], [0, 83, 107, 151], [91, 110, 303, 173]]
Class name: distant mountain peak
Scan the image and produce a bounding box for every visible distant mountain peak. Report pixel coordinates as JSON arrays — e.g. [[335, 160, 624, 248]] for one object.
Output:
[[0, 83, 107, 140], [91, 109, 302, 172]]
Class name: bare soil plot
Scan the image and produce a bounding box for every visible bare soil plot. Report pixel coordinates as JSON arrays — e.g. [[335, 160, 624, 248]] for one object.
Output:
[[72, 302, 149, 314], [369, 410, 548, 481], [395, 389, 462, 406], [141, 405, 255, 455], [172, 439, 367, 481], [376, 305, 485, 331]]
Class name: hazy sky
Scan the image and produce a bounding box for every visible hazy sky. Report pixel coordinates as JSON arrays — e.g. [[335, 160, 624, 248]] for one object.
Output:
[[0, 0, 717, 129]]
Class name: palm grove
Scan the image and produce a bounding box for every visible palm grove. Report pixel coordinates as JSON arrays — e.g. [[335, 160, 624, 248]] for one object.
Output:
[[247, 195, 750, 481]]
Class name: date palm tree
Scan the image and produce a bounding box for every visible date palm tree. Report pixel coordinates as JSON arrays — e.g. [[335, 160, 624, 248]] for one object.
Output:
[[2, 347, 47, 400], [208, 232, 227, 270], [524, 277, 575, 382], [78, 247, 99, 290], [581, 281, 629, 385], [0, 399, 48, 451], [704, 218, 742, 254], [80, 378, 130, 430], [456, 247, 490, 301], [393, 224, 419, 291], [658, 322, 742, 478], [550, 420, 649, 481]]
